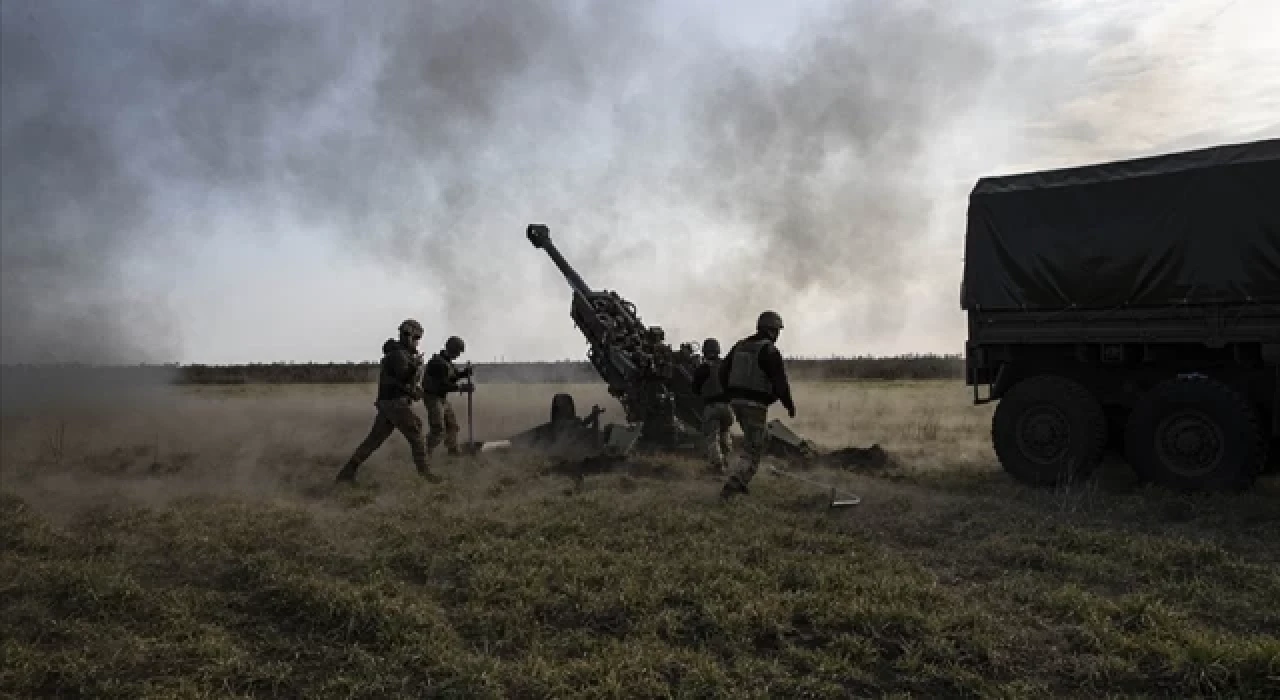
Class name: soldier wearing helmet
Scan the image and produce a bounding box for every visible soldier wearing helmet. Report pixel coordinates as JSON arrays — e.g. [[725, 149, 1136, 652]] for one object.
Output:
[[691, 337, 734, 473], [423, 335, 473, 458], [336, 319, 440, 484], [716, 310, 796, 500]]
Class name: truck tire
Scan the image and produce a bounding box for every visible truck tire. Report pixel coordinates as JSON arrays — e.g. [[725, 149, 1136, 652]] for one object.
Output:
[[992, 375, 1107, 488], [1124, 376, 1265, 492]]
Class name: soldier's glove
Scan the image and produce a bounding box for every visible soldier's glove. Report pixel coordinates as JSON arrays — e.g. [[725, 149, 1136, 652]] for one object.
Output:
[[459, 383, 475, 394]]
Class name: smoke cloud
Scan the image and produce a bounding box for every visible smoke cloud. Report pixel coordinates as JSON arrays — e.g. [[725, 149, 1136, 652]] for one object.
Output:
[[3, 0, 1273, 365], [672, 3, 996, 337]]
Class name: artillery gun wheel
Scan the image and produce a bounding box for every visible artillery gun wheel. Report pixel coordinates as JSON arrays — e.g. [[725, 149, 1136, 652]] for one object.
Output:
[[1124, 376, 1265, 492], [992, 374, 1107, 488], [551, 393, 577, 422]]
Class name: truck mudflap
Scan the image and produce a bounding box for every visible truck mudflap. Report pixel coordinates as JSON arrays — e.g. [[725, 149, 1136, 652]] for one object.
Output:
[[970, 361, 1009, 405]]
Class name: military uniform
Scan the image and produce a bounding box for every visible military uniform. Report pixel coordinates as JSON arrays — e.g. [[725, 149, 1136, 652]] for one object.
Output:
[[423, 336, 472, 457], [718, 311, 795, 499], [336, 320, 439, 483], [692, 338, 734, 472]]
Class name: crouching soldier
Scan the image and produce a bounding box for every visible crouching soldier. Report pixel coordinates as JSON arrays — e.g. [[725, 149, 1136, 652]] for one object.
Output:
[[424, 335, 473, 458], [718, 310, 796, 500], [692, 337, 734, 473], [336, 319, 441, 483]]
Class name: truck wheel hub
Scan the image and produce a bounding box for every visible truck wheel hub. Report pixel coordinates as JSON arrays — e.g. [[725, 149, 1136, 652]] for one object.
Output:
[[1157, 411, 1223, 476], [1016, 406, 1069, 464]]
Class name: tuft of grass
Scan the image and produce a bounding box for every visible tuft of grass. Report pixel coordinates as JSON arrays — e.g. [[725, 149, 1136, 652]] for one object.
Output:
[[2, 381, 1279, 698]]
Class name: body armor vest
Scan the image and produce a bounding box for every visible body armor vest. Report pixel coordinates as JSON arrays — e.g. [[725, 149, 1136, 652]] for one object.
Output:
[[726, 338, 774, 395], [423, 353, 459, 396]]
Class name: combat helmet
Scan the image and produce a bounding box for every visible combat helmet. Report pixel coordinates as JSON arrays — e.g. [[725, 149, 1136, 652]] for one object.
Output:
[[756, 310, 784, 332], [702, 338, 721, 357], [398, 319, 424, 338], [445, 336, 465, 356]]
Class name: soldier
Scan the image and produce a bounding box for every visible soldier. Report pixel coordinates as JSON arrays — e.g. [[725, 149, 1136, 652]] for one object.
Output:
[[423, 335, 474, 458], [691, 337, 734, 473], [336, 319, 441, 484], [717, 310, 796, 500]]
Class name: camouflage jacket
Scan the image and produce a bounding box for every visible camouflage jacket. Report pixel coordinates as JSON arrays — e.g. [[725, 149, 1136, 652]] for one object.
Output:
[[423, 352, 463, 398], [376, 339, 425, 402]]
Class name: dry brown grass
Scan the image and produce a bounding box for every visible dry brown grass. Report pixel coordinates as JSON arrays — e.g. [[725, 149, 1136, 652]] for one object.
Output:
[[3, 380, 1279, 698]]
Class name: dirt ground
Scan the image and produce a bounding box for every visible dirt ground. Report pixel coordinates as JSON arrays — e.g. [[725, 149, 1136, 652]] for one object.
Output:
[[3, 380, 1278, 698]]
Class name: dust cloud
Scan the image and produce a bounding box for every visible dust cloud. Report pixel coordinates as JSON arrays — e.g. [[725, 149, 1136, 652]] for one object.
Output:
[[0, 381, 621, 520]]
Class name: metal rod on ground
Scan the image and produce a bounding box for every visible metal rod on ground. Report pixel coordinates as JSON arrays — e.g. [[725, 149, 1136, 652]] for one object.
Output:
[[765, 465, 861, 507]]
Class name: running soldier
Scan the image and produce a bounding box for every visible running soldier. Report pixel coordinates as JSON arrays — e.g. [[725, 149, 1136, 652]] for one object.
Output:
[[336, 319, 441, 484], [423, 335, 473, 458], [717, 310, 796, 500], [691, 337, 734, 473]]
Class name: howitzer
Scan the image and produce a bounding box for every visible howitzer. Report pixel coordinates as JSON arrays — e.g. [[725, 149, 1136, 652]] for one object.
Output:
[[527, 223, 701, 448], [527, 223, 817, 458]]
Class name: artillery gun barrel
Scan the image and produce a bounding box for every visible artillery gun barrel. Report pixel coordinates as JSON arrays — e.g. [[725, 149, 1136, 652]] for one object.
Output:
[[527, 224, 591, 298]]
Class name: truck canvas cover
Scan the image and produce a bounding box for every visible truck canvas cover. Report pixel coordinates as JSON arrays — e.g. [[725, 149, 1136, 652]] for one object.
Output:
[[962, 138, 1280, 310]]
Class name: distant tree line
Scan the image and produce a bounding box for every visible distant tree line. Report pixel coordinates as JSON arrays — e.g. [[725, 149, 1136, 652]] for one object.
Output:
[[1, 355, 964, 386]]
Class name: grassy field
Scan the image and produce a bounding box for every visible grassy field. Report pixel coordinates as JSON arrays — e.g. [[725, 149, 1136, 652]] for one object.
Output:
[[2, 380, 1279, 698]]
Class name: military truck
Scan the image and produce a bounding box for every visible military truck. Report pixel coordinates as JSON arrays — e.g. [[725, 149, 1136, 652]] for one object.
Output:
[[961, 138, 1280, 491]]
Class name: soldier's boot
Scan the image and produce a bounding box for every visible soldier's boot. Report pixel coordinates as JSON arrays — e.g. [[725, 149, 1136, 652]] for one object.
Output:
[[720, 447, 760, 500], [340, 413, 395, 483], [719, 472, 749, 501], [409, 444, 441, 483], [719, 477, 748, 501], [335, 460, 359, 483], [336, 448, 374, 483], [335, 455, 366, 481]]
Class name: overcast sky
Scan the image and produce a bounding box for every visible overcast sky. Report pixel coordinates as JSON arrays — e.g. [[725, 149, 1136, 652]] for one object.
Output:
[[2, 0, 1277, 365]]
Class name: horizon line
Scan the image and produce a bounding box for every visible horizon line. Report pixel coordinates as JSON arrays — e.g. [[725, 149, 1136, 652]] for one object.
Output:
[[0, 353, 965, 369]]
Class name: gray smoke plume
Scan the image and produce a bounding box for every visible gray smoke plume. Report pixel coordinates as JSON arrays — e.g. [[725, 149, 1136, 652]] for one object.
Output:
[[3, 0, 1268, 365], [1, 0, 671, 364], [670, 3, 996, 338], [2, 3, 176, 364]]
